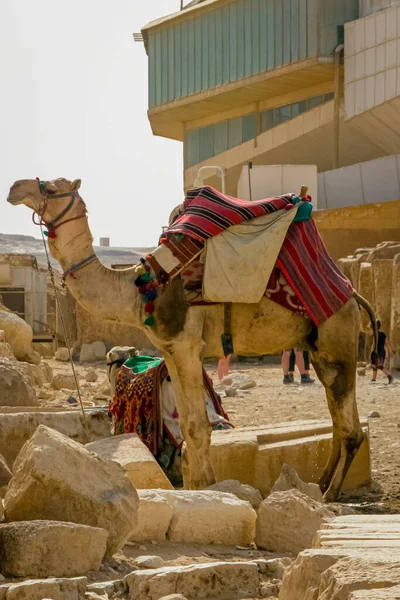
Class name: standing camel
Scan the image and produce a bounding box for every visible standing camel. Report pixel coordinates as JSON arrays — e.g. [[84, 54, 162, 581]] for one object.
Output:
[[7, 177, 376, 501]]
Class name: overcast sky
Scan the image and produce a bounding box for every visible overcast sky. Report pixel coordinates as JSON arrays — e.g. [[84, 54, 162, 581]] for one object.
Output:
[[0, 0, 183, 247]]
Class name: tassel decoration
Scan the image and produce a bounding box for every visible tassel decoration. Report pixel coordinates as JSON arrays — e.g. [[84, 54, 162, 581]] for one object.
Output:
[[144, 315, 155, 327], [135, 257, 159, 328], [145, 301, 155, 313]]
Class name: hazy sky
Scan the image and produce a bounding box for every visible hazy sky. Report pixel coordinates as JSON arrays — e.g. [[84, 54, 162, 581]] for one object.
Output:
[[0, 0, 183, 247]]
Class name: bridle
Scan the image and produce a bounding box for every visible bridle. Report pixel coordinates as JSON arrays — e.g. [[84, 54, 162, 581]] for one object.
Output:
[[32, 178, 96, 281]]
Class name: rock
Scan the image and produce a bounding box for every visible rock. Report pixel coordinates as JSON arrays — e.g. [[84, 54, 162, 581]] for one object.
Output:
[[130, 491, 174, 542], [86, 433, 173, 490], [0, 576, 87, 600], [52, 374, 77, 391], [96, 379, 112, 397], [255, 557, 293, 579], [0, 409, 111, 466], [270, 463, 323, 503], [350, 586, 400, 599], [239, 380, 257, 390], [124, 561, 259, 600], [80, 341, 106, 363], [38, 388, 55, 400], [255, 489, 334, 553], [93, 391, 109, 401], [135, 555, 164, 569], [0, 304, 40, 365], [40, 361, 53, 383], [259, 581, 280, 597], [55, 347, 70, 361], [0, 358, 38, 406], [85, 368, 98, 383], [159, 596, 188, 600], [225, 387, 238, 397], [207, 479, 263, 509], [369, 411, 381, 418], [357, 368, 367, 376], [0, 453, 12, 488], [221, 377, 233, 387], [158, 490, 256, 546], [0, 330, 14, 359], [0, 520, 108, 577], [4, 425, 139, 556], [87, 580, 124, 596]]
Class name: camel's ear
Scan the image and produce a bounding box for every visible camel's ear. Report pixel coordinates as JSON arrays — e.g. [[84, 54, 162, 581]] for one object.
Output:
[[72, 179, 81, 191]]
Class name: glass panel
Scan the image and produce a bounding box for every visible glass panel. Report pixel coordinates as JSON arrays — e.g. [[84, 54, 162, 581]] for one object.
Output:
[[214, 121, 228, 155], [261, 109, 275, 132], [324, 92, 334, 102], [242, 114, 257, 142], [228, 117, 243, 148], [275, 104, 292, 124], [307, 95, 324, 109], [199, 126, 214, 162], [185, 129, 200, 168]]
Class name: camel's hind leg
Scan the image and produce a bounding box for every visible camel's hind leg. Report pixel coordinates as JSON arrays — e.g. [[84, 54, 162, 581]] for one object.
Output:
[[163, 341, 216, 490], [312, 298, 364, 502]]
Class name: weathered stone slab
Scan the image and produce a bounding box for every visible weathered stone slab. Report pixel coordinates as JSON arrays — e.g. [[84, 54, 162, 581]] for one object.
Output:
[[211, 419, 370, 497], [391, 254, 400, 350], [350, 586, 400, 599], [256, 489, 334, 554], [0, 409, 111, 466], [124, 561, 259, 600], [0, 358, 38, 407], [270, 463, 323, 502], [373, 259, 394, 334], [0, 576, 87, 600], [158, 490, 256, 546], [130, 490, 174, 542], [313, 514, 400, 549], [207, 479, 263, 509], [86, 434, 173, 490], [4, 425, 138, 556], [0, 520, 108, 577]]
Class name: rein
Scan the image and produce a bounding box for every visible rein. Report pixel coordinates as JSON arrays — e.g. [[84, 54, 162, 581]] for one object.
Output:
[[32, 179, 97, 282]]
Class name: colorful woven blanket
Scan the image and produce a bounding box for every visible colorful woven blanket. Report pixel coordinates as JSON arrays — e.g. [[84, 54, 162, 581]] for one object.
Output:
[[110, 357, 231, 456], [167, 186, 294, 241]]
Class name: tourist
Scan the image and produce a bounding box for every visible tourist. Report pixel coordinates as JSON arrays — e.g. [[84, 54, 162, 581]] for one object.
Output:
[[371, 320, 394, 384], [282, 349, 315, 384]]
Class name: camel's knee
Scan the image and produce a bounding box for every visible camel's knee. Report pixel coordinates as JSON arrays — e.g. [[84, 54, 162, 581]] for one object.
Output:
[[343, 429, 364, 457]]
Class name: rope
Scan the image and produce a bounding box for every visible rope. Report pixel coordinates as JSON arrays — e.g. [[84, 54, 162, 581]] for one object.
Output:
[[37, 221, 91, 443]]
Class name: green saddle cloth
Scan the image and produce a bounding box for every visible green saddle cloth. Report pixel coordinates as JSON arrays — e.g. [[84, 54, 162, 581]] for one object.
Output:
[[124, 355, 162, 374]]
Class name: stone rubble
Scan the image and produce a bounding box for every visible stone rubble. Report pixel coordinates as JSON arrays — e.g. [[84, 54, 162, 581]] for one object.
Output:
[[0, 358, 38, 406], [270, 463, 323, 503], [4, 425, 139, 556], [55, 347, 71, 362], [207, 479, 263, 509]]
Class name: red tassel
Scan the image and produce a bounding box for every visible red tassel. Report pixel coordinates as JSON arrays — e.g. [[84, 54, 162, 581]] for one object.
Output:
[[48, 228, 57, 239], [145, 301, 155, 313], [138, 285, 147, 294]]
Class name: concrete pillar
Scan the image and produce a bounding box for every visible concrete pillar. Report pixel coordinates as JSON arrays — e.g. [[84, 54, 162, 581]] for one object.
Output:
[[372, 259, 394, 335], [359, 262, 375, 332], [390, 254, 400, 351]]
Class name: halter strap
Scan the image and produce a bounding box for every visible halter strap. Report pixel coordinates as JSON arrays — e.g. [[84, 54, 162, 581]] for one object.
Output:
[[62, 254, 97, 282]]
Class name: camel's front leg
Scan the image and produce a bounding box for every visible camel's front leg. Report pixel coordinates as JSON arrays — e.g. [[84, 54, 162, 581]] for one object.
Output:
[[163, 343, 216, 490]]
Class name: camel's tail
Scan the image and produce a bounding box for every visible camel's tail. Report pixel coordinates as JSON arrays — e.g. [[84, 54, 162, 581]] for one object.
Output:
[[353, 291, 378, 364]]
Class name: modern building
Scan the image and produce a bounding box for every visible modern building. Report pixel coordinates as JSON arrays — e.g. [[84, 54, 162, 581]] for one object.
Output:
[[140, 0, 400, 253]]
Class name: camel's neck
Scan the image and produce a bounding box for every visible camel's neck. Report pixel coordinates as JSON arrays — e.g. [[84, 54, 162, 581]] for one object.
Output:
[[48, 216, 141, 326]]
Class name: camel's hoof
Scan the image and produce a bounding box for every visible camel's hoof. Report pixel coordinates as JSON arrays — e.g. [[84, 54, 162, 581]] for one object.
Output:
[[323, 488, 340, 503]]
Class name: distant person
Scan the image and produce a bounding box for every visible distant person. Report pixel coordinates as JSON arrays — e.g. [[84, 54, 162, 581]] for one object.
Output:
[[282, 349, 315, 384], [371, 320, 394, 384]]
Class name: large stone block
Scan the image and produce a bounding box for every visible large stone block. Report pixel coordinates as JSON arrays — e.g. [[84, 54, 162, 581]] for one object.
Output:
[[313, 514, 400, 549], [359, 262, 375, 331], [131, 489, 256, 546], [0, 358, 38, 407], [337, 258, 357, 284], [0, 520, 108, 578], [350, 587, 400, 599], [373, 259, 394, 333], [4, 425, 138, 556], [0, 408, 111, 466], [211, 419, 371, 497], [256, 489, 334, 554], [0, 576, 87, 600], [391, 254, 400, 350], [86, 434, 173, 490], [207, 479, 263, 509], [124, 561, 260, 600]]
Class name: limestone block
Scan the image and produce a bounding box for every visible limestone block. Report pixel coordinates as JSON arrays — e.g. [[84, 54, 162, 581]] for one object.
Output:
[[279, 547, 400, 600], [211, 420, 371, 497], [255, 489, 334, 554], [130, 490, 174, 542], [85, 368, 98, 383], [0, 331, 14, 360], [0, 520, 108, 577], [373, 259, 394, 333], [92, 341, 107, 360], [52, 374, 77, 391], [359, 262, 375, 331], [368, 242, 400, 262], [4, 425, 139, 556], [313, 514, 400, 549], [0, 409, 111, 466], [0, 453, 11, 488], [270, 463, 323, 502], [124, 561, 260, 600], [391, 254, 400, 350], [80, 341, 106, 363], [0, 358, 38, 406], [55, 347, 70, 361], [0, 305, 40, 365], [159, 490, 256, 546], [0, 576, 87, 600], [135, 556, 164, 569], [207, 479, 263, 509], [337, 258, 357, 283], [85, 434, 173, 490]]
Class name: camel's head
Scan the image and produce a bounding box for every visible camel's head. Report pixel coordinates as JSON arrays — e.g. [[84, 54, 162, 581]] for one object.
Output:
[[7, 177, 83, 223]]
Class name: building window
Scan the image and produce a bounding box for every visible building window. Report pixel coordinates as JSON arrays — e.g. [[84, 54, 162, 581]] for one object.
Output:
[[228, 117, 243, 149], [242, 114, 257, 142], [214, 121, 228, 155], [199, 126, 214, 162], [275, 104, 292, 125], [261, 109, 275, 132]]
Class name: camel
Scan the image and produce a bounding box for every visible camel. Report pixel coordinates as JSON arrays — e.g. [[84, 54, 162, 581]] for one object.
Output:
[[7, 177, 377, 501]]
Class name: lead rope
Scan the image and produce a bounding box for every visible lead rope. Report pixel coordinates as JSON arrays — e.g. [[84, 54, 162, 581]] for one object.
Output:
[[38, 220, 91, 443]]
